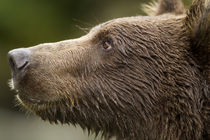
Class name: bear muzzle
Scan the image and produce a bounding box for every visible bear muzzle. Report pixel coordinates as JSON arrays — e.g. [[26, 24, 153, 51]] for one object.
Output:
[[8, 48, 31, 84]]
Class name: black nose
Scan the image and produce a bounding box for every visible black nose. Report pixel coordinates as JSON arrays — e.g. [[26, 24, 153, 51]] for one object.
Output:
[[8, 48, 30, 72]]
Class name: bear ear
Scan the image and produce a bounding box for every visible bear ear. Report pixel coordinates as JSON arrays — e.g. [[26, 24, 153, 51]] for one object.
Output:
[[142, 0, 185, 16], [185, 0, 210, 81]]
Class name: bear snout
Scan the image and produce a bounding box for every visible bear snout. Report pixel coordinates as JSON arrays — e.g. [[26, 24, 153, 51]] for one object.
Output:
[[8, 48, 31, 78]]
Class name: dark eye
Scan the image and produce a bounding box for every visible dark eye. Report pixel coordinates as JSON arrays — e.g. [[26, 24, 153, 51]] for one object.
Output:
[[103, 41, 112, 50]]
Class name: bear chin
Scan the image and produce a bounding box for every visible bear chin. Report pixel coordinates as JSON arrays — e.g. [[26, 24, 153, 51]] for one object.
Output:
[[16, 94, 75, 124]]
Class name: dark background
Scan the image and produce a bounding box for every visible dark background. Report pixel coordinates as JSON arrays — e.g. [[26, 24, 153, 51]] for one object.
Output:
[[0, 0, 191, 140]]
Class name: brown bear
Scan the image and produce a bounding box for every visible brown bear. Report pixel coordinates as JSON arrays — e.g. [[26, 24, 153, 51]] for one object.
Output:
[[7, 0, 210, 139]]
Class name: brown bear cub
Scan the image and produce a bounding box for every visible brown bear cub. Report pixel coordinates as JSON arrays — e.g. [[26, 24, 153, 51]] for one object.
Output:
[[8, 0, 210, 139]]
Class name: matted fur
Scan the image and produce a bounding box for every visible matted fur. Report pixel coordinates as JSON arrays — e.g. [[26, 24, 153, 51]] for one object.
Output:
[[8, 0, 210, 140]]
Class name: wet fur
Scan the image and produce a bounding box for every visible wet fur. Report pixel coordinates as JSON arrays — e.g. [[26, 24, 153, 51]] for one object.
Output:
[[10, 0, 210, 140]]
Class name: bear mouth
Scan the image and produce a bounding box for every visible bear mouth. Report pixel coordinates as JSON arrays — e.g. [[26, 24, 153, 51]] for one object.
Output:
[[9, 79, 41, 105], [9, 78, 51, 106], [17, 94, 47, 105]]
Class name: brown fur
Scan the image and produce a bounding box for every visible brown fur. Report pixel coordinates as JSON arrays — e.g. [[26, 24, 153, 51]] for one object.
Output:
[[9, 0, 210, 139], [143, 0, 185, 16]]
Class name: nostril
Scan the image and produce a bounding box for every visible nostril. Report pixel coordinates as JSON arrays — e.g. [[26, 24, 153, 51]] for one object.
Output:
[[8, 48, 30, 71], [18, 60, 29, 70]]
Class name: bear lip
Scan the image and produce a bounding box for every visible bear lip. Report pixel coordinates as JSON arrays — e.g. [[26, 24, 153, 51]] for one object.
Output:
[[17, 94, 49, 105]]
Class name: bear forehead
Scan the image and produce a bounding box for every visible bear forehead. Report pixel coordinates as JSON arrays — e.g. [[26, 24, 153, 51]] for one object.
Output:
[[90, 14, 185, 35]]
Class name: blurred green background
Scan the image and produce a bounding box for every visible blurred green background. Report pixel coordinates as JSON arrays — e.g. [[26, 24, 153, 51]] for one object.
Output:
[[0, 0, 191, 140]]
